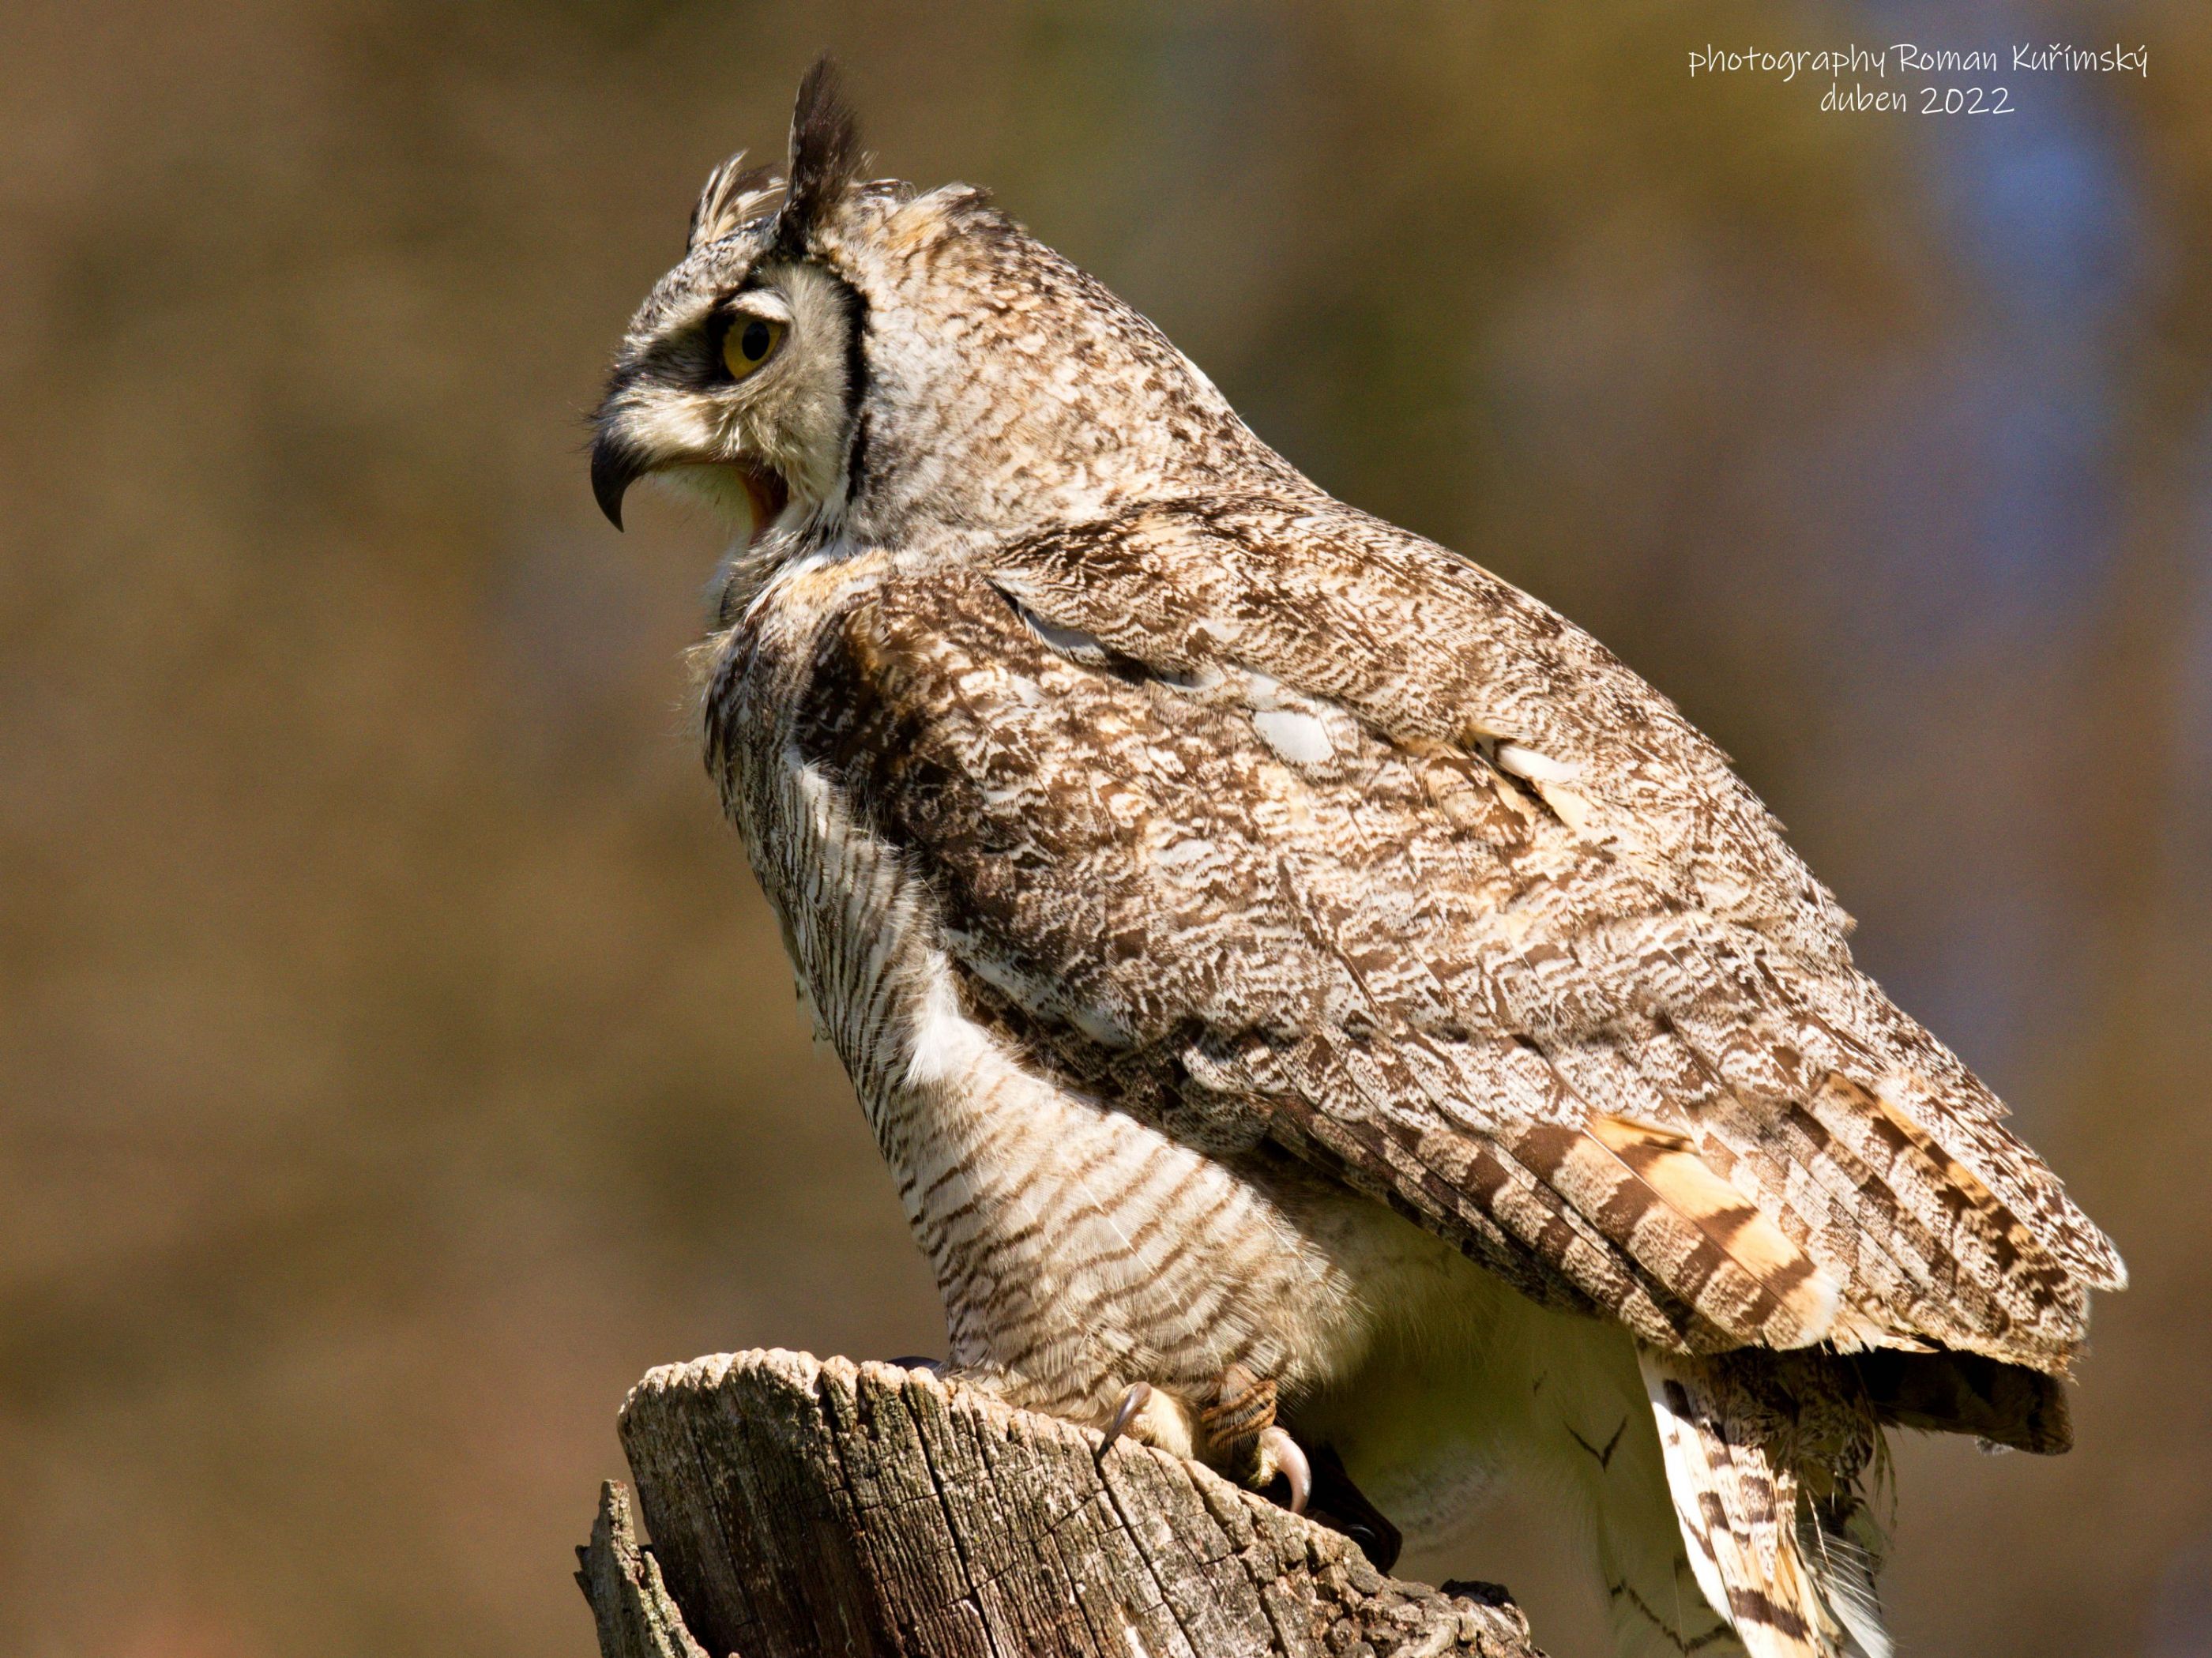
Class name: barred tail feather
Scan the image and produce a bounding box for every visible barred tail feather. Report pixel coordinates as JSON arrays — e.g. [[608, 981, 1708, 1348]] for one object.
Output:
[[1638, 1350, 1892, 1658], [1802, 1517, 1887, 1658]]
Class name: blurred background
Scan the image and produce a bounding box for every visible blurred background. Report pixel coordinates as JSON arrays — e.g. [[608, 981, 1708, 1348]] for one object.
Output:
[[2, 2, 2206, 1652]]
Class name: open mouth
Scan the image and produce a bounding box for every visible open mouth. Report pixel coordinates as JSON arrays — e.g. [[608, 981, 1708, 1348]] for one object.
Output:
[[735, 458, 792, 546], [585, 427, 794, 543]]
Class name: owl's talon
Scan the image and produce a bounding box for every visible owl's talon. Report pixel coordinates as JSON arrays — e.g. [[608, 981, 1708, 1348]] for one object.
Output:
[[1200, 1364, 1304, 1508], [1260, 1425, 1311, 1515], [1096, 1381, 1153, 1464]]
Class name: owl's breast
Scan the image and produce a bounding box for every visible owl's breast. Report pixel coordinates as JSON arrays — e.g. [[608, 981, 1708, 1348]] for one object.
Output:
[[750, 733, 1393, 1412], [702, 615, 1409, 1422]]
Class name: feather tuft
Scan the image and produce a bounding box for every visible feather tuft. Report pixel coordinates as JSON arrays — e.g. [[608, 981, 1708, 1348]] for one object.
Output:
[[779, 55, 864, 247], [688, 151, 784, 252]]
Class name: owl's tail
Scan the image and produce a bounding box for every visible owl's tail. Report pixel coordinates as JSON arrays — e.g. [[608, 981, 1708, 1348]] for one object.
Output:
[[1638, 1350, 1892, 1658]]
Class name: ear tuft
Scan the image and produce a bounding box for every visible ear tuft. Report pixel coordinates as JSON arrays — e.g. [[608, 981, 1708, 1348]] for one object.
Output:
[[779, 55, 863, 247], [688, 151, 785, 252]]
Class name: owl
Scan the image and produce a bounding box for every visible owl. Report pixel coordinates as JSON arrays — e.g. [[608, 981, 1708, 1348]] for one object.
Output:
[[590, 64, 2125, 1658]]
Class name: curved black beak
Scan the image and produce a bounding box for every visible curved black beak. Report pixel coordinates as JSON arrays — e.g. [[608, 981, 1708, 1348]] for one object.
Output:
[[590, 427, 649, 532]]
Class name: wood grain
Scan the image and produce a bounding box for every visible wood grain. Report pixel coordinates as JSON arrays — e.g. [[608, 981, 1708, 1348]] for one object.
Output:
[[577, 1349, 1543, 1658]]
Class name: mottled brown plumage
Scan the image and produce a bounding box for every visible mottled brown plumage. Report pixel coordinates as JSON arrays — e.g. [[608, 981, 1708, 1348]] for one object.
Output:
[[592, 65, 2124, 1658]]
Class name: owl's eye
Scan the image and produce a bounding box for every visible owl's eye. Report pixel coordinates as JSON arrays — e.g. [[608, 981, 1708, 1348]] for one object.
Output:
[[721, 314, 787, 380]]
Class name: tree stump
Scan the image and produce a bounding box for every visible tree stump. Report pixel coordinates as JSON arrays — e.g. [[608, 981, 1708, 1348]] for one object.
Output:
[[577, 1349, 1544, 1658]]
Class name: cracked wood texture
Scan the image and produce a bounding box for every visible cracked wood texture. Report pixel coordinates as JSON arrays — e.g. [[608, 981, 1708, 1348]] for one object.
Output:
[[575, 1349, 1544, 1658]]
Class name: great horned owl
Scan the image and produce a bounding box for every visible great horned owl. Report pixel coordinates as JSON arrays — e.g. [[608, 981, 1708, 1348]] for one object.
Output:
[[590, 65, 2124, 1658]]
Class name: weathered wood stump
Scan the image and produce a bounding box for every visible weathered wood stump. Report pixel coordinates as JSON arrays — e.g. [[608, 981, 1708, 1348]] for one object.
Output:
[[577, 1349, 1543, 1658]]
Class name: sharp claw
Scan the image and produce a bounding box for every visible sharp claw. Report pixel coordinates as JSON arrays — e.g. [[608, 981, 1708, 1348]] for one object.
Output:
[[1096, 1382, 1153, 1465], [1260, 1425, 1310, 1515]]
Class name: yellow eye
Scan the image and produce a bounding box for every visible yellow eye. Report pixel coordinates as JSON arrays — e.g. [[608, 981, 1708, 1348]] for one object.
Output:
[[722, 314, 787, 380]]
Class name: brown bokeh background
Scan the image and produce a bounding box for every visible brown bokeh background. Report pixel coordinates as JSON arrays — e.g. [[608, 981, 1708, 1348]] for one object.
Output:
[[4, 3, 2208, 1653]]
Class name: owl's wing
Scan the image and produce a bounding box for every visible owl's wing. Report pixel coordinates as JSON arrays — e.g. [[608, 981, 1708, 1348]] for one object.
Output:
[[784, 496, 2122, 1383]]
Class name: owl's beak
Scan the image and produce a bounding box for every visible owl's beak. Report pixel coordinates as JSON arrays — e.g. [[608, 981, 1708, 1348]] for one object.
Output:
[[591, 382, 792, 542], [590, 426, 649, 532]]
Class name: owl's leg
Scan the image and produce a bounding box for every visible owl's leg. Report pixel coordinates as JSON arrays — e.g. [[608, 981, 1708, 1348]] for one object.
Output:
[[1096, 1367, 1314, 1513], [1196, 1365, 1406, 1566], [1100, 1367, 1402, 1566], [1199, 1364, 1311, 1514]]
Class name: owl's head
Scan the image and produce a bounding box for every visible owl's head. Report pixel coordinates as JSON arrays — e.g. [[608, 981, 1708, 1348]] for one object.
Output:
[[591, 61, 1298, 559]]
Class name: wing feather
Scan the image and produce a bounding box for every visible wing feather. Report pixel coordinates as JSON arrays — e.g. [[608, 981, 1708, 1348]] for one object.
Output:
[[766, 501, 2121, 1382]]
